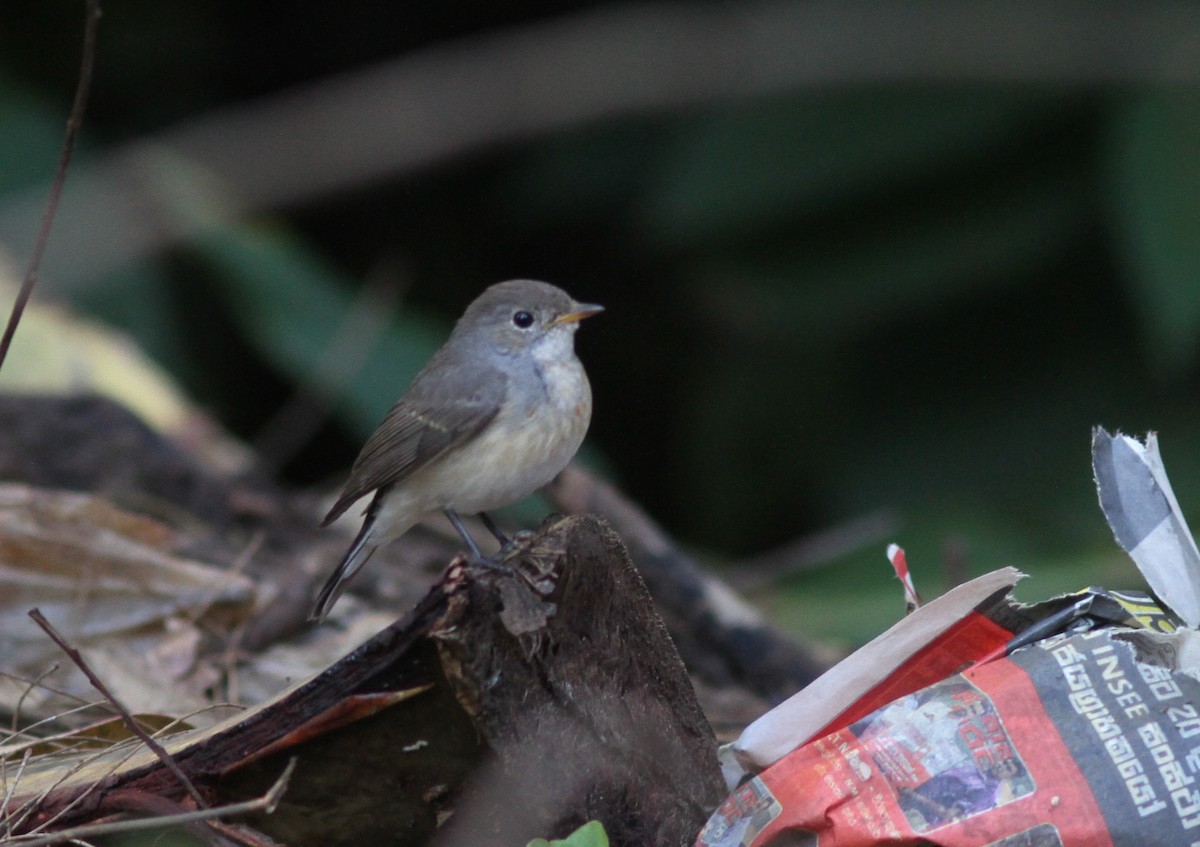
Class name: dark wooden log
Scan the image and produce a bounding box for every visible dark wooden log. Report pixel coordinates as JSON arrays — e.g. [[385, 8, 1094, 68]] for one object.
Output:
[[432, 514, 725, 846]]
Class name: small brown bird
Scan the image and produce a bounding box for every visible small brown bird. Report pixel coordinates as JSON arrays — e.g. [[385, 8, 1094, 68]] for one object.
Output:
[[312, 279, 602, 620]]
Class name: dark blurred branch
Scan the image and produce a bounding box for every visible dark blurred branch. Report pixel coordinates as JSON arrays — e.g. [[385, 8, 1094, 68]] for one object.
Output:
[[727, 508, 899, 593], [547, 463, 825, 701], [2, 1, 1199, 288]]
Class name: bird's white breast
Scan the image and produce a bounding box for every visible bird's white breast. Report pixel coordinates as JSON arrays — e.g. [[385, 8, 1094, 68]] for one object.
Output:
[[397, 331, 592, 518]]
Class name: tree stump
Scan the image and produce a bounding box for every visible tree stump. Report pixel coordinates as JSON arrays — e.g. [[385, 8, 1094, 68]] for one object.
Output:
[[432, 513, 725, 845]]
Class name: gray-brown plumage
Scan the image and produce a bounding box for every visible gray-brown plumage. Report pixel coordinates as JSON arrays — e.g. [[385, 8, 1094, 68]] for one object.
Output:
[[313, 280, 601, 620]]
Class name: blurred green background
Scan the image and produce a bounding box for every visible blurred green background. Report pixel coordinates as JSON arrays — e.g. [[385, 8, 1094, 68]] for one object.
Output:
[[2, 1, 1200, 650]]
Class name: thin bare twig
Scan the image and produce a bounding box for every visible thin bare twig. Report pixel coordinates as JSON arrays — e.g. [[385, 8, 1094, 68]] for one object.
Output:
[[4, 698, 209, 839], [0, 671, 96, 713], [5, 687, 241, 837], [0, 749, 33, 837], [0, 0, 100, 371], [9, 664, 62, 744], [26, 610, 207, 810], [0, 702, 217, 759], [6, 758, 294, 847], [204, 818, 289, 847], [1, 703, 111, 755]]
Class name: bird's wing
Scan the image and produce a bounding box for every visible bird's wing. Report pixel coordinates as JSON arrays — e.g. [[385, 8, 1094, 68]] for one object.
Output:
[[321, 358, 506, 526]]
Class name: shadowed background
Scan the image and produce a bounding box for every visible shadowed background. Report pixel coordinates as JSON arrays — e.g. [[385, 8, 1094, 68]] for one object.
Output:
[[2, 0, 1200, 648]]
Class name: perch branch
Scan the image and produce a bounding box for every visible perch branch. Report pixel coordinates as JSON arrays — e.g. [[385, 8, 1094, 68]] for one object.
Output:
[[728, 508, 900, 592]]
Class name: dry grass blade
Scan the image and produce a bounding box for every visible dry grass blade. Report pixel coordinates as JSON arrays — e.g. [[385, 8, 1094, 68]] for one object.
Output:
[[0, 749, 33, 838], [9, 667, 62, 744], [0, 671, 98, 715], [1, 735, 144, 837], [4, 758, 295, 847]]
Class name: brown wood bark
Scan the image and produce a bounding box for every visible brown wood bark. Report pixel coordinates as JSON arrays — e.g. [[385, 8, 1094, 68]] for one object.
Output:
[[432, 514, 725, 846]]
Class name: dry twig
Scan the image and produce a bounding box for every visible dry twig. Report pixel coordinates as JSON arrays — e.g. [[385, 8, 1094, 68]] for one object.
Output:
[[26, 610, 207, 810], [0, 0, 100, 371], [6, 758, 294, 847], [728, 508, 899, 592]]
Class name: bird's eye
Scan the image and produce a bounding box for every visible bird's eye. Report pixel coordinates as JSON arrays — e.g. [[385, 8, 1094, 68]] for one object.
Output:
[[512, 310, 534, 329]]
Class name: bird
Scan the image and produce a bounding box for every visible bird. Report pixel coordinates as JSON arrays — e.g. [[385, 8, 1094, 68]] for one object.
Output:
[[311, 279, 603, 620]]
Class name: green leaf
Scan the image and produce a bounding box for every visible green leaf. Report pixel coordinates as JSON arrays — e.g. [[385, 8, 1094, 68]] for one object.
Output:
[[0, 73, 70, 194], [689, 160, 1086, 348], [526, 820, 609, 847], [73, 262, 201, 387], [1105, 88, 1200, 371]]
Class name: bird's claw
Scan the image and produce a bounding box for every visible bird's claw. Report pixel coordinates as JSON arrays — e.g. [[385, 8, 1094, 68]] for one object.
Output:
[[497, 529, 534, 557]]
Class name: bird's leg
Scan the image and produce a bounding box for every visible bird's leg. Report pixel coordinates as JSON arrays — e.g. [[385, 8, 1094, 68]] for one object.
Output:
[[444, 509, 486, 560], [479, 512, 510, 547], [445, 509, 519, 576], [479, 511, 534, 557]]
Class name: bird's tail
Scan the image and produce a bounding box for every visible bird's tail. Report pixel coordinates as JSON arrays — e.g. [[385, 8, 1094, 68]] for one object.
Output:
[[310, 519, 378, 622]]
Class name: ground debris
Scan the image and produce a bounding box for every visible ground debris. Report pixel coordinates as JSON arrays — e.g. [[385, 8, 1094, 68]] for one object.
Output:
[[5, 515, 723, 847]]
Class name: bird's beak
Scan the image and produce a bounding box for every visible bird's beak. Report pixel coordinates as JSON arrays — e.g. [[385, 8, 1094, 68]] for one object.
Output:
[[550, 302, 604, 327]]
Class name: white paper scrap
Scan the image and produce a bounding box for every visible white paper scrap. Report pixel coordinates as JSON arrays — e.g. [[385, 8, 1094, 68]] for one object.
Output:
[[727, 566, 1023, 781], [1092, 427, 1200, 628]]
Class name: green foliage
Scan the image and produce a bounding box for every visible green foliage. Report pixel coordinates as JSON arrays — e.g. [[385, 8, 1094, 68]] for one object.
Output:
[[1105, 89, 1200, 370], [188, 225, 447, 439], [527, 819, 610, 847], [0, 74, 67, 193], [637, 91, 1060, 249]]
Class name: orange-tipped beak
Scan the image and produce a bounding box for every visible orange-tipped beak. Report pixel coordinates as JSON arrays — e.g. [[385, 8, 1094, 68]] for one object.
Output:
[[550, 302, 604, 327]]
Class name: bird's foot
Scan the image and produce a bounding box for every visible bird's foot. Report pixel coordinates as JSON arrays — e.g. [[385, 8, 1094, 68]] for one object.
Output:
[[467, 550, 518, 576], [445, 510, 534, 572], [497, 529, 534, 556]]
